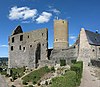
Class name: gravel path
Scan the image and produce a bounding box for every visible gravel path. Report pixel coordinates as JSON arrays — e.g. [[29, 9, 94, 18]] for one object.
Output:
[[0, 74, 8, 87], [79, 62, 100, 87]]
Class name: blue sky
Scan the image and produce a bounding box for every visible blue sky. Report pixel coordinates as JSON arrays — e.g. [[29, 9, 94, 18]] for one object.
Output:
[[0, 0, 100, 57]]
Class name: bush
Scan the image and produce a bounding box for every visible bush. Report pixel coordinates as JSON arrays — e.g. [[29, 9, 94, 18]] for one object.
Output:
[[22, 66, 50, 84], [45, 81, 48, 85], [51, 71, 77, 87], [28, 85, 33, 87], [60, 59, 66, 66], [11, 67, 25, 79], [71, 59, 76, 64], [71, 61, 83, 85], [23, 80, 28, 85], [51, 66, 55, 72], [32, 81, 36, 85]]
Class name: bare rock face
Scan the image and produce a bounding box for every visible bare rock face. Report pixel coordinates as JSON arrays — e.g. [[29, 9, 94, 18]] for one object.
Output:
[[12, 25, 23, 35]]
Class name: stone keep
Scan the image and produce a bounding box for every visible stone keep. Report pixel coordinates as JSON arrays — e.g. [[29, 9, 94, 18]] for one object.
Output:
[[8, 26, 48, 68], [54, 19, 68, 49]]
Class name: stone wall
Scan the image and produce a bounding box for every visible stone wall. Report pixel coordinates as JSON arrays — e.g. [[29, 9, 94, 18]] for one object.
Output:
[[8, 28, 48, 68], [91, 59, 100, 67], [78, 28, 100, 66], [50, 46, 78, 65]]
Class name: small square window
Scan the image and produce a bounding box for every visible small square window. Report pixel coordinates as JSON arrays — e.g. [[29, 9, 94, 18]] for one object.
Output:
[[12, 37, 14, 43], [92, 49, 95, 52], [19, 45, 21, 50], [20, 35, 23, 41], [23, 47, 25, 51], [42, 33, 44, 36], [28, 35, 29, 38], [11, 46, 13, 51], [42, 44, 44, 46], [62, 21, 64, 23], [30, 45, 32, 47], [56, 39, 58, 41]]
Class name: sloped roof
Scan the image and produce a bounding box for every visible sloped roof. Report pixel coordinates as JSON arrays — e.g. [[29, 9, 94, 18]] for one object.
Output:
[[85, 30, 100, 46], [12, 25, 23, 35]]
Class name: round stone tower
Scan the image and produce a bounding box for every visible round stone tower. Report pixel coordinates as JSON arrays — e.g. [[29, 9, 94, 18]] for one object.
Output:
[[54, 19, 68, 49]]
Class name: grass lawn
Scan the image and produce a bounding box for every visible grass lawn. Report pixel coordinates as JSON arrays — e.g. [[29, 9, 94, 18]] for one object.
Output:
[[22, 66, 50, 85], [51, 71, 77, 87]]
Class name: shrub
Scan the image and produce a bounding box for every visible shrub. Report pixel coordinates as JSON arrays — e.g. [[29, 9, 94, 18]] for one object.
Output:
[[71, 61, 83, 85], [11, 67, 25, 79], [60, 59, 66, 66], [71, 59, 76, 64], [28, 85, 33, 87], [12, 74, 17, 80], [51, 66, 55, 72], [32, 81, 36, 85], [22, 66, 50, 84], [23, 80, 28, 85], [51, 71, 77, 87], [45, 81, 48, 85]]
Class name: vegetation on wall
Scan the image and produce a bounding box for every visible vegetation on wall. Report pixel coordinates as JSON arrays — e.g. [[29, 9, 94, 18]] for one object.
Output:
[[60, 59, 66, 66]]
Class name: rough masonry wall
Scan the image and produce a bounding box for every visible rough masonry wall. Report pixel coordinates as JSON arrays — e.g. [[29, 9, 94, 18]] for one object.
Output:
[[8, 28, 48, 68], [50, 46, 78, 65], [78, 28, 92, 65], [54, 20, 68, 49]]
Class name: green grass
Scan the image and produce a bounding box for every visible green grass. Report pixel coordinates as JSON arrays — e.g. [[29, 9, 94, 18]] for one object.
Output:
[[22, 66, 50, 85], [51, 61, 83, 87], [71, 61, 83, 85], [11, 67, 25, 79], [51, 71, 77, 87]]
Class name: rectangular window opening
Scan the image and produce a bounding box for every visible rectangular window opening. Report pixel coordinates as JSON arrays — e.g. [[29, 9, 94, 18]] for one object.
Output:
[[12, 37, 14, 43], [11, 46, 13, 51], [20, 35, 23, 41], [19, 45, 21, 50]]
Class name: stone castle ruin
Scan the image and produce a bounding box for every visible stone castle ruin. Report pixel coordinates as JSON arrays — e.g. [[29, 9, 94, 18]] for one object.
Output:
[[8, 19, 100, 69]]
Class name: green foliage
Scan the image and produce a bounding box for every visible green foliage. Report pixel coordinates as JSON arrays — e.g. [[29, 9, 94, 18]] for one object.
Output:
[[71, 61, 83, 85], [60, 59, 66, 66], [0, 70, 7, 75], [22, 66, 50, 85], [0, 67, 7, 75], [28, 85, 33, 87], [51, 71, 77, 87], [10, 67, 25, 80], [12, 74, 17, 80], [45, 81, 48, 85], [71, 59, 76, 64], [51, 61, 83, 87], [51, 66, 55, 72], [23, 80, 28, 85]]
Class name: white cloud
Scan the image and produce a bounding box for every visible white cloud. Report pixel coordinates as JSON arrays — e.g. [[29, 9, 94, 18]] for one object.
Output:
[[69, 35, 77, 41], [21, 21, 30, 23], [9, 6, 37, 20], [36, 12, 52, 23], [69, 44, 72, 47], [49, 8, 60, 14], [0, 45, 8, 48]]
